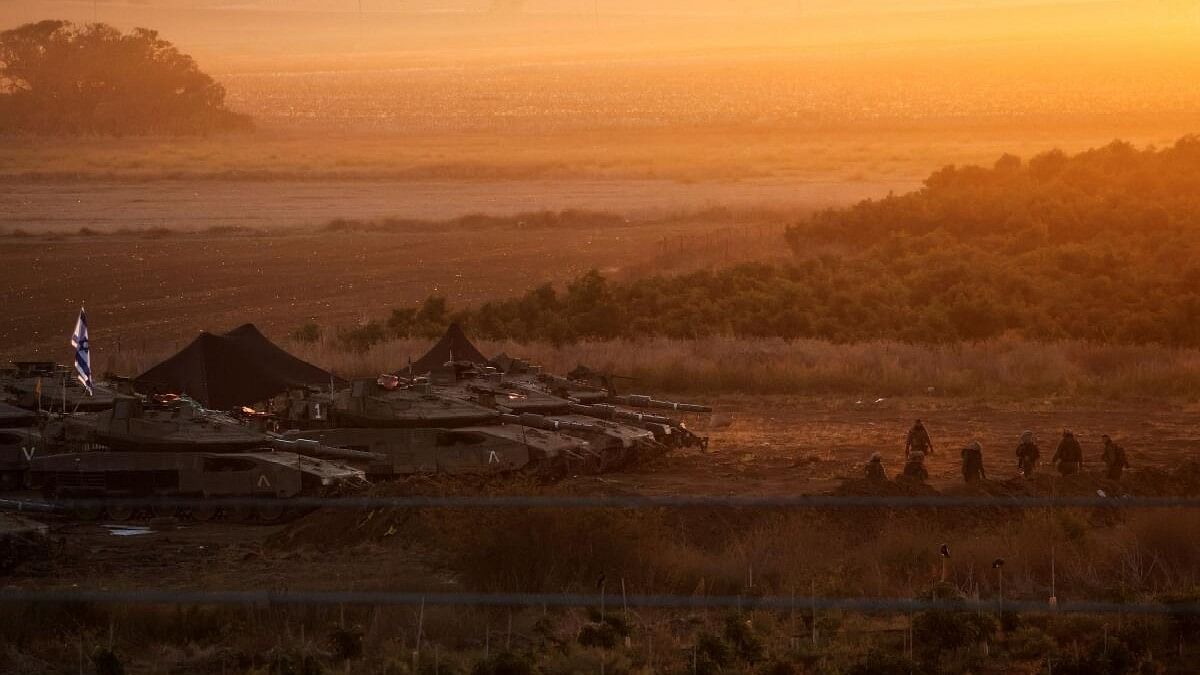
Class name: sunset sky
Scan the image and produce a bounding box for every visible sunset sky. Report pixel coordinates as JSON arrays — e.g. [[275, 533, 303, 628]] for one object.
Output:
[[3, 1, 1197, 132], [4, 1, 1196, 70]]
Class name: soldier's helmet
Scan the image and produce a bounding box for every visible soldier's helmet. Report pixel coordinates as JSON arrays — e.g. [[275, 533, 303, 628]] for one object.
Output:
[[869, 452, 882, 462], [1020, 430, 1034, 443], [1063, 429, 1073, 436], [1101, 434, 1112, 443], [970, 441, 982, 452]]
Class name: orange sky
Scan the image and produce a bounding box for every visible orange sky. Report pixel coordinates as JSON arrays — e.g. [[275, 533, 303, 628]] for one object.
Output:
[[4, 1, 1197, 71], [4, 1, 1198, 127]]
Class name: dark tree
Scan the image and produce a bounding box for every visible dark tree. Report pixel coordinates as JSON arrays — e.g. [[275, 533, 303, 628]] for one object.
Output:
[[0, 20, 252, 134]]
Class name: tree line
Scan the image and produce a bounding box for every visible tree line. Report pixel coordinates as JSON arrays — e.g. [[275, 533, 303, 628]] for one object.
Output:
[[335, 137, 1200, 349], [0, 21, 250, 135]]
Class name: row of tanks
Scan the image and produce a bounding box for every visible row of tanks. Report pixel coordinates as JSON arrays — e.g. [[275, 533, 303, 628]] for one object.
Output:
[[0, 324, 711, 522], [1, 378, 371, 522], [271, 326, 709, 479]]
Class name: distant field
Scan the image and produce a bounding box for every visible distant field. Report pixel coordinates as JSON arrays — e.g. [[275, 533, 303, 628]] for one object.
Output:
[[3, 119, 1190, 234], [0, 177, 884, 233], [1, 119, 1190, 184], [0, 215, 789, 364]]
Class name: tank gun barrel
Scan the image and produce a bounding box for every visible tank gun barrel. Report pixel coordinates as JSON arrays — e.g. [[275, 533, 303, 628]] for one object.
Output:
[[567, 402, 676, 427], [268, 436, 385, 462], [610, 395, 711, 413], [539, 373, 607, 392], [499, 413, 602, 434]]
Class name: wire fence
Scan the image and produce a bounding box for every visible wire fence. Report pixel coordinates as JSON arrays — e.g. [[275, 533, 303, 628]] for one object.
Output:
[[3, 589, 1199, 616], [5, 493, 1199, 512], [7, 492, 1200, 619]]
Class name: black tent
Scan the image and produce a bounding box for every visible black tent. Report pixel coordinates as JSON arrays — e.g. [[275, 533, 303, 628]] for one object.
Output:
[[134, 325, 339, 409], [223, 324, 345, 388], [405, 323, 489, 374]]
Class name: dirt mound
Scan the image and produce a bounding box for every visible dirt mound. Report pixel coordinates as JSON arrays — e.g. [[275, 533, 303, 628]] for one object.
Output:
[[1117, 460, 1200, 496], [941, 477, 1042, 498]]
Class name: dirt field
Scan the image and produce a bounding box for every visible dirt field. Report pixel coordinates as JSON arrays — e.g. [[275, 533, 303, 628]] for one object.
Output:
[[0, 219, 790, 364], [11, 395, 1200, 592], [0, 177, 894, 234]]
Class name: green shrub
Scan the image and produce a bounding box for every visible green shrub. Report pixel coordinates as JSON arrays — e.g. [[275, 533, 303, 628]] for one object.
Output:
[[291, 323, 322, 343]]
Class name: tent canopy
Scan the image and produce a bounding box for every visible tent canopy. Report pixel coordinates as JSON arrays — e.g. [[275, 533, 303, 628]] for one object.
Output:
[[135, 324, 341, 409], [223, 323, 343, 389], [404, 323, 489, 375]]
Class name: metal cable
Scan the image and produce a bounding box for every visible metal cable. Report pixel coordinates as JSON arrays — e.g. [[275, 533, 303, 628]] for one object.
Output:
[[4, 494, 1200, 511], [1, 588, 1197, 615]]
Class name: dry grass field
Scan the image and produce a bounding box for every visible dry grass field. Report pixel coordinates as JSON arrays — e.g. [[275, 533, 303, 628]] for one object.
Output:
[[6, 397, 1200, 672]]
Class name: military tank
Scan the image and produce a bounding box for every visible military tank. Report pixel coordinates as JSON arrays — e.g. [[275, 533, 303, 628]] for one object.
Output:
[[274, 377, 607, 477], [421, 365, 659, 470], [278, 423, 599, 479], [292, 378, 500, 429], [380, 324, 711, 465], [273, 322, 712, 477], [26, 396, 369, 523], [481, 352, 711, 451], [0, 427, 42, 490], [1, 361, 117, 412], [435, 358, 710, 459]]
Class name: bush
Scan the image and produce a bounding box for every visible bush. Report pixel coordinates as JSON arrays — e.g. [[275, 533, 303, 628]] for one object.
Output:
[[347, 137, 1200, 347], [1004, 626, 1057, 661], [577, 609, 632, 649], [291, 323, 322, 344], [337, 321, 388, 354], [1050, 642, 1139, 675], [472, 652, 536, 675], [266, 649, 325, 675], [911, 608, 997, 664], [722, 613, 765, 664], [693, 631, 733, 674], [327, 625, 363, 660], [91, 646, 125, 675], [845, 649, 924, 675]]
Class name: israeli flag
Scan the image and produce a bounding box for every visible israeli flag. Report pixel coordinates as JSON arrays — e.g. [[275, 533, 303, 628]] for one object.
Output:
[[71, 307, 93, 396]]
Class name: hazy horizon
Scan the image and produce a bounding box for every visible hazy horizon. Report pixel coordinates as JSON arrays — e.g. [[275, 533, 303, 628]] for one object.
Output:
[[5, 1, 1197, 70]]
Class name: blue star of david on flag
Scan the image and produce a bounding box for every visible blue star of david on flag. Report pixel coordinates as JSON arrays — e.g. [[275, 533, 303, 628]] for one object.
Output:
[[71, 307, 93, 396]]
